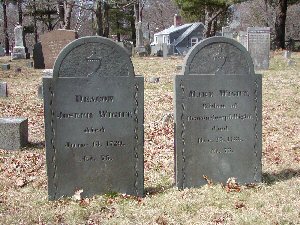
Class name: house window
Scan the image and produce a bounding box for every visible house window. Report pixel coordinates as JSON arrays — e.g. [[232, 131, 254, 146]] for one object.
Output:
[[155, 36, 158, 44], [163, 36, 167, 43], [191, 37, 198, 47]]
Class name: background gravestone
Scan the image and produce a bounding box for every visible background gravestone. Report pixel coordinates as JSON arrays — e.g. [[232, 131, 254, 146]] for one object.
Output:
[[247, 27, 270, 70], [0, 45, 5, 56], [0, 82, 8, 97], [175, 37, 262, 189], [40, 29, 78, 69], [33, 42, 45, 69], [222, 26, 234, 39], [43, 36, 144, 200], [238, 31, 248, 50]]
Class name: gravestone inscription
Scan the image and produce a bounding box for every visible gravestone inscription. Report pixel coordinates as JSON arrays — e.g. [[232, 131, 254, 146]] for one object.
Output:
[[175, 37, 262, 189], [40, 29, 78, 69], [247, 27, 270, 70], [43, 36, 144, 200]]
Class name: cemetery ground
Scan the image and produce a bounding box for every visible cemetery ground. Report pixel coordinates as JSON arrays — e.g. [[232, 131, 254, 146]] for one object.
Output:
[[0, 53, 299, 224]]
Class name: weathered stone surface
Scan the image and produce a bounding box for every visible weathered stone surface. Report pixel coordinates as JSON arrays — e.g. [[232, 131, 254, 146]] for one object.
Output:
[[2, 64, 10, 70], [247, 27, 270, 70], [43, 36, 144, 200], [0, 118, 28, 150], [40, 30, 78, 69], [0, 82, 8, 97], [175, 37, 262, 189], [33, 42, 45, 69]]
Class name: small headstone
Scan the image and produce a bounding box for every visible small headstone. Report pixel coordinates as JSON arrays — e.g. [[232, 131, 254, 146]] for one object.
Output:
[[247, 27, 270, 70], [33, 42, 45, 69], [27, 61, 34, 68], [0, 82, 8, 97], [11, 24, 26, 60], [43, 36, 144, 200], [2, 64, 10, 70], [287, 59, 296, 66], [162, 43, 168, 59], [222, 26, 234, 39], [149, 77, 160, 83], [283, 50, 291, 59], [0, 118, 28, 150], [42, 69, 53, 77], [40, 30, 78, 69], [0, 45, 5, 56], [175, 37, 262, 189]]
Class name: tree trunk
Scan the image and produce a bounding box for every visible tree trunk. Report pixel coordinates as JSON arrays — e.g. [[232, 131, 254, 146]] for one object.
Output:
[[103, 1, 109, 37], [274, 0, 288, 49], [64, 0, 74, 30], [205, 7, 213, 38], [57, 0, 65, 28], [95, 0, 103, 36], [17, 0, 22, 24], [2, 1, 9, 55], [33, 0, 38, 43]]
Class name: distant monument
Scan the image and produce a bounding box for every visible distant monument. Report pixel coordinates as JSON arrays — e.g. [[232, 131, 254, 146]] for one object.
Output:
[[11, 24, 26, 60], [247, 27, 270, 70], [135, 22, 146, 55]]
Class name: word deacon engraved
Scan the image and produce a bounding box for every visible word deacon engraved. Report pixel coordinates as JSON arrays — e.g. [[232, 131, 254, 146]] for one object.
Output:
[[175, 37, 262, 190], [43, 36, 144, 200]]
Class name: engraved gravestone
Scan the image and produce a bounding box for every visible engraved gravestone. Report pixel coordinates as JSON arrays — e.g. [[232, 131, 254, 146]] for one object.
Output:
[[40, 29, 78, 69], [175, 37, 262, 189], [247, 27, 270, 70], [222, 26, 234, 39], [43, 36, 144, 200], [33, 43, 45, 69]]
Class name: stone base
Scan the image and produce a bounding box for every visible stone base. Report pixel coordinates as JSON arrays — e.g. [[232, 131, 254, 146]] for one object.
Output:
[[0, 118, 28, 150], [12, 46, 26, 60]]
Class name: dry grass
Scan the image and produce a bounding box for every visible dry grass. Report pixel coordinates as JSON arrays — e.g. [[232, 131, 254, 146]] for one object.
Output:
[[0, 53, 300, 224]]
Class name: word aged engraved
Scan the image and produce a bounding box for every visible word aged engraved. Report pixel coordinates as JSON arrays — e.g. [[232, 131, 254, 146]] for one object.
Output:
[[84, 126, 105, 133]]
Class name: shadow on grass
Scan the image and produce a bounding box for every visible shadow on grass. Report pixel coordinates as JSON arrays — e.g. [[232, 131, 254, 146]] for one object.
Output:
[[263, 169, 300, 185], [144, 184, 174, 196]]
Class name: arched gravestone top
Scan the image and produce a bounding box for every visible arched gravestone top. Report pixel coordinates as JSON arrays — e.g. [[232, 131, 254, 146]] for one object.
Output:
[[53, 36, 134, 78], [182, 37, 255, 76]]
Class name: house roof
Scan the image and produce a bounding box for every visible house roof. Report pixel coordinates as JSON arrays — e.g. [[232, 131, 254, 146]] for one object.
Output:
[[173, 22, 204, 46], [154, 23, 193, 36]]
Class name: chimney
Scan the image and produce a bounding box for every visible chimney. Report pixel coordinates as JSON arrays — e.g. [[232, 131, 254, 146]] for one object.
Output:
[[174, 14, 182, 27]]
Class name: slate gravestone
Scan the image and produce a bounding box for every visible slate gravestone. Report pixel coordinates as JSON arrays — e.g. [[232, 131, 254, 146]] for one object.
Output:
[[43, 36, 144, 200], [0, 82, 8, 97], [0, 45, 5, 56], [33, 43, 45, 69], [247, 27, 270, 70], [40, 29, 78, 69], [222, 26, 234, 39], [175, 37, 262, 189]]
